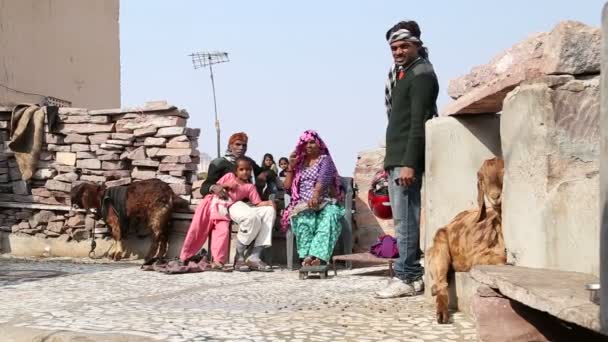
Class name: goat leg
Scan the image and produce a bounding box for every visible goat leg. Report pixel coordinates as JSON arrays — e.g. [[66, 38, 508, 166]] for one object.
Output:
[[428, 227, 452, 324]]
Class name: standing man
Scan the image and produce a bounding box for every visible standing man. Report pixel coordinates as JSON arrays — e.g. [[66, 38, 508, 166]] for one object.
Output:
[[376, 21, 439, 298]]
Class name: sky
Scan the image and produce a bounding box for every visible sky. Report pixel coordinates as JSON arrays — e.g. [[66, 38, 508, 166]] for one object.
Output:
[[120, 0, 604, 175]]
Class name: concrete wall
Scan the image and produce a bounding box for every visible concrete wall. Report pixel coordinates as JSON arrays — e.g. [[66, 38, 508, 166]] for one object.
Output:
[[0, 0, 120, 108], [423, 114, 502, 254], [423, 114, 502, 309], [501, 78, 600, 276]]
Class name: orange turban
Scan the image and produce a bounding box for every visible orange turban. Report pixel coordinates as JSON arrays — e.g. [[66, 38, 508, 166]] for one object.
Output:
[[228, 132, 248, 145]]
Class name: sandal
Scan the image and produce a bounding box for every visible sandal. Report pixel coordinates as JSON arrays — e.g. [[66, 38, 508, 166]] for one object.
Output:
[[246, 259, 274, 272], [234, 258, 251, 272]]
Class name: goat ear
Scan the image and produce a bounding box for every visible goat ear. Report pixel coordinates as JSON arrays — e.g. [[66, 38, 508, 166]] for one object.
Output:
[[475, 172, 487, 222]]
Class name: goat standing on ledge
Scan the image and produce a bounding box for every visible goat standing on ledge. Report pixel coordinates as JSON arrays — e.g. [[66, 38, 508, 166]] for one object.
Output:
[[70, 179, 185, 265], [427, 158, 506, 324]]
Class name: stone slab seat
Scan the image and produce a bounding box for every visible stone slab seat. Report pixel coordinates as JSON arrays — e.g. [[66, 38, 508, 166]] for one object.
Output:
[[470, 265, 601, 333]]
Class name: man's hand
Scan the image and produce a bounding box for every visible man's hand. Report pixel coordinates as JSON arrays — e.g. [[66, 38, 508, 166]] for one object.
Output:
[[398, 167, 416, 187], [211, 184, 228, 199], [288, 151, 297, 169]]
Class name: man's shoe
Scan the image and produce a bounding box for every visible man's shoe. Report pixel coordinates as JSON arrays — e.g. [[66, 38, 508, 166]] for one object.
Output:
[[375, 278, 424, 299]]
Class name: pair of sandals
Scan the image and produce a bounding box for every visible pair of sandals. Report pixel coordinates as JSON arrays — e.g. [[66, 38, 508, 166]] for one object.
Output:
[[233, 258, 273, 272]]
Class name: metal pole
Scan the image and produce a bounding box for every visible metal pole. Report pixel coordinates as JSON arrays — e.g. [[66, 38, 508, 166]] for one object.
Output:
[[209, 59, 221, 158]]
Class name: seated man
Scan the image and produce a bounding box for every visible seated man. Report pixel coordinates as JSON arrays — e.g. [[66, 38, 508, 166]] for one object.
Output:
[[180, 132, 276, 272]]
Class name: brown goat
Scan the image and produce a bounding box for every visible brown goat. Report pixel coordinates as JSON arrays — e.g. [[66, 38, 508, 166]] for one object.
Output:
[[427, 157, 506, 324], [70, 179, 183, 264]]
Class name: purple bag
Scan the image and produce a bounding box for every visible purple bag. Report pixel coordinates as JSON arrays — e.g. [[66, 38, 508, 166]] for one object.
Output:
[[370, 234, 399, 258]]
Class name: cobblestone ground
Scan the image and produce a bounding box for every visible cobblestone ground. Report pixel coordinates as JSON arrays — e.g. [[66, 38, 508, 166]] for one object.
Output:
[[0, 256, 477, 341]]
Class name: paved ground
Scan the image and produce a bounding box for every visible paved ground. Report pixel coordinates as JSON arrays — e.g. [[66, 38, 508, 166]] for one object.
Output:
[[0, 256, 478, 341]]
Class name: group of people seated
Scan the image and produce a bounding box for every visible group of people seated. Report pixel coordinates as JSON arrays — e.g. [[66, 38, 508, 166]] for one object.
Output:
[[179, 130, 346, 272]]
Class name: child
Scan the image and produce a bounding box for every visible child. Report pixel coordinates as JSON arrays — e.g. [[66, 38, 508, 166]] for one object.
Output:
[[180, 157, 273, 269], [278, 157, 289, 179], [262, 153, 278, 173]]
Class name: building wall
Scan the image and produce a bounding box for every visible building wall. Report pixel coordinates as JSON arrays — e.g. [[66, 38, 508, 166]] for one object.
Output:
[[0, 0, 120, 108]]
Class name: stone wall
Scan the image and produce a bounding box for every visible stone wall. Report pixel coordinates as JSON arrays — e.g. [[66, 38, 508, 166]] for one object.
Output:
[[0, 101, 201, 256]]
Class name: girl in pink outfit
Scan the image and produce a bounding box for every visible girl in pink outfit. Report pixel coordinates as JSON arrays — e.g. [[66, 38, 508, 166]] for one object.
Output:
[[180, 158, 273, 268]]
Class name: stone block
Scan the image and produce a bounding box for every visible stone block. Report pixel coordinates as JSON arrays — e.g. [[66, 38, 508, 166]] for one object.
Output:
[[111, 133, 135, 141], [45, 180, 72, 193], [161, 155, 192, 164], [45, 134, 64, 144], [101, 161, 126, 170], [144, 137, 166, 146], [29, 210, 55, 228], [57, 123, 114, 134], [88, 133, 110, 145], [103, 170, 131, 178], [75, 151, 96, 159], [71, 144, 90, 152], [106, 139, 132, 146], [133, 127, 157, 137], [127, 146, 147, 160], [169, 171, 184, 177], [146, 147, 160, 158], [156, 126, 185, 137], [54, 165, 76, 173], [156, 148, 193, 157], [54, 172, 79, 182], [106, 178, 132, 187], [158, 163, 195, 172], [80, 175, 106, 183], [77, 159, 101, 170], [72, 228, 90, 241], [64, 134, 89, 144], [90, 144, 100, 152], [39, 151, 54, 161], [168, 135, 189, 143], [443, 21, 600, 115], [132, 168, 157, 180], [47, 221, 65, 233], [501, 79, 599, 275], [56, 152, 77, 166], [48, 144, 71, 152], [66, 214, 85, 227], [97, 153, 120, 161], [8, 167, 21, 181], [11, 180, 28, 195], [166, 141, 193, 149], [116, 115, 186, 132], [58, 114, 109, 124], [132, 159, 160, 167], [99, 143, 124, 150]]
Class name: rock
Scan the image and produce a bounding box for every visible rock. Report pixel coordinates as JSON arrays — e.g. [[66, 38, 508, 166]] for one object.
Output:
[[48, 144, 71, 152], [88, 101, 176, 116], [71, 144, 90, 152], [88, 133, 111, 145], [161, 155, 192, 164], [32, 168, 57, 180], [106, 178, 131, 187], [168, 135, 189, 143], [169, 171, 184, 177], [64, 134, 89, 144], [72, 228, 90, 241], [11, 180, 28, 195], [133, 127, 157, 137], [58, 108, 88, 115], [31, 188, 52, 197], [158, 163, 195, 172], [66, 214, 85, 227], [102, 161, 126, 170], [58, 123, 114, 134], [111, 133, 135, 141], [15, 211, 33, 220], [39, 151, 54, 161], [443, 21, 600, 115], [45, 134, 64, 144], [103, 170, 131, 178], [156, 126, 186, 138], [58, 114, 109, 124], [166, 140, 193, 149], [80, 175, 106, 183], [127, 146, 147, 160], [106, 139, 132, 146], [55, 152, 77, 166], [76, 159, 102, 170], [116, 115, 186, 131], [44, 230, 61, 238], [501, 79, 599, 275], [45, 180, 71, 193], [47, 220, 65, 233], [97, 153, 120, 161], [29, 210, 55, 228], [146, 147, 160, 158], [156, 174, 186, 184], [100, 143, 124, 150], [132, 168, 157, 180], [144, 137, 166, 146], [76, 151, 96, 159], [90, 144, 100, 152], [53, 164, 76, 173], [8, 167, 20, 181], [169, 183, 192, 195], [132, 159, 160, 167], [54, 172, 79, 182], [156, 148, 193, 157]]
